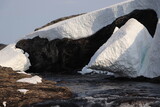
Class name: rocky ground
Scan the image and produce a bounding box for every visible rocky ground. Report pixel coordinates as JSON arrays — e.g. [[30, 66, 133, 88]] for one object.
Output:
[[0, 66, 72, 107], [1, 68, 160, 107]]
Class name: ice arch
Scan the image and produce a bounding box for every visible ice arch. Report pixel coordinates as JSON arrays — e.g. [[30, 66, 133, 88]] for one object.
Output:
[[23, 0, 160, 41]]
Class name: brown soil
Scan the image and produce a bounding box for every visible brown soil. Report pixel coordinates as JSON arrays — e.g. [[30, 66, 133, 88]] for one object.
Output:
[[0, 66, 72, 107]]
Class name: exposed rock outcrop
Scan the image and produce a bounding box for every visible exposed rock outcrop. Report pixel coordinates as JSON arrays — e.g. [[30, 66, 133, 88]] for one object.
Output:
[[16, 9, 158, 74], [34, 13, 84, 31], [0, 44, 6, 50], [0, 66, 72, 107]]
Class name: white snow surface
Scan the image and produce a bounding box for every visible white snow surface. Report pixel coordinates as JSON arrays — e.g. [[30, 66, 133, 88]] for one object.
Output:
[[83, 19, 152, 78], [23, 0, 160, 41], [80, 27, 119, 75], [3, 101, 7, 107], [0, 44, 31, 72], [139, 20, 160, 78], [17, 76, 42, 84], [17, 89, 29, 94]]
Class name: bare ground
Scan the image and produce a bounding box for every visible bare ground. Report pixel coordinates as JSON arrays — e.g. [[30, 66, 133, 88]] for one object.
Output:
[[0, 66, 72, 107]]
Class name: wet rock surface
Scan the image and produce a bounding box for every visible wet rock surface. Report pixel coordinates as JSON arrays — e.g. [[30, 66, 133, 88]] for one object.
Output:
[[16, 9, 158, 74], [30, 74, 160, 107], [0, 66, 72, 107]]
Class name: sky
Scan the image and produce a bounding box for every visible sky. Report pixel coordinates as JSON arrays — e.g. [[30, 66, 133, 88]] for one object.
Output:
[[0, 0, 127, 44]]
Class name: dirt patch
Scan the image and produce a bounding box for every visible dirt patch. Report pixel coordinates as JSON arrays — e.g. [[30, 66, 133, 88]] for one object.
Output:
[[0, 66, 72, 107]]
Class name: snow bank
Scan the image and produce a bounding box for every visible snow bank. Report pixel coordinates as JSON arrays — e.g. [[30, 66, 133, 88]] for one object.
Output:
[[23, 0, 160, 41], [139, 21, 160, 78], [17, 76, 42, 84], [82, 19, 152, 77], [0, 44, 31, 72]]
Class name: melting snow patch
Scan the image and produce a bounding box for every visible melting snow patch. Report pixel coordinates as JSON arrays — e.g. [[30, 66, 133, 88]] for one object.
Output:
[[0, 44, 31, 72], [17, 71, 31, 75], [80, 65, 108, 75], [17, 89, 29, 94], [17, 76, 42, 84], [3, 101, 6, 107]]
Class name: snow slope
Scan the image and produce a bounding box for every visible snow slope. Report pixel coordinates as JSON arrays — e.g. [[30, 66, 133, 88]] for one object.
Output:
[[80, 19, 152, 77], [139, 21, 160, 78], [23, 0, 160, 41], [0, 44, 31, 72]]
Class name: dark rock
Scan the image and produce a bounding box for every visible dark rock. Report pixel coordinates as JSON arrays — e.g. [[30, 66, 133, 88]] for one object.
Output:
[[0, 44, 6, 50], [16, 9, 158, 74], [34, 13, 85, 31], [0, 66, 72, 107]]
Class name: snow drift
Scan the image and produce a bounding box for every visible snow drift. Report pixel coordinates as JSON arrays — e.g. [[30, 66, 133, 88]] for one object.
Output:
[[80, 19, 152, 77], [0, 44, 31, 72]]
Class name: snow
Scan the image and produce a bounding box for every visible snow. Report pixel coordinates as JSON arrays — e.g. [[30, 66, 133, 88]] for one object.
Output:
[[17, 76, 42, 84], [23, 0, 160, 41], [17, 89, 29, 94], [80, 66, 108, 75], [84, 19, 152, 77], [0, 44, 31, 72], [2, 101, 6, 107], [113, 27, 119, 33], [139, 20, 160, 78], [80, 27, 119, 75], [17, 71, 31, 75]]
